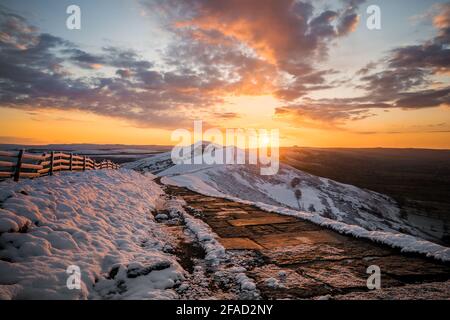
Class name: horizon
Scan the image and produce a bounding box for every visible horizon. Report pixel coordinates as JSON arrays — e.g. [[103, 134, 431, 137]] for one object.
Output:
[[1, 141, 450, 151]]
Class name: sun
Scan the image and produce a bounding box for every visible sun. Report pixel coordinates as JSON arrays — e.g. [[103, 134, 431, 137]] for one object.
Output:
[[260, 134, 271, 147]]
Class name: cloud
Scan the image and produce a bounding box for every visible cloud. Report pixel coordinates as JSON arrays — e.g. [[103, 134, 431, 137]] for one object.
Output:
[[0, 6, 225, 129], [274, 100, 385, 129], [433, 3, 450, 29], [143, 0, 366, 97], [388, 45, 450, 75], [0, 1, 448, 132], [167, 0, 364, 66], [395, 87, 450, 109], [0, 6, 38, 50], [212, 112, 240, 120], [337, 0, 365, 36], [0, 1, 367, 129], [356, 4, 450, 105], [276, 3, 450, 129]]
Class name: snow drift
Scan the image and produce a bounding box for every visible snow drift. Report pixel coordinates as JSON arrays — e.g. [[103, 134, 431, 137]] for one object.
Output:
[[0, 170, 184, 299]]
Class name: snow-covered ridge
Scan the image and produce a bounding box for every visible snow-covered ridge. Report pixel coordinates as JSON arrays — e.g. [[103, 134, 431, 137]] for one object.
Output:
[[124, 143, 450, 261], [0, 170, 184, 299], [127, 145, 426, 237]]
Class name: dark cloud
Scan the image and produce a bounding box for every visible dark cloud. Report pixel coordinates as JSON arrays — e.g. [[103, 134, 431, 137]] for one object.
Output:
[[101, 46, 154, 70], [359, 68, 430, 100], [395, 87, 450, 109], [275, 103, 374, 124], [115, 69, 132, 78], [388, 44, 450, 73], [275, 98, 391, 129], [212, 112, 240, 120], [0, 6, 38, 49], [336, 0, 366, 36]]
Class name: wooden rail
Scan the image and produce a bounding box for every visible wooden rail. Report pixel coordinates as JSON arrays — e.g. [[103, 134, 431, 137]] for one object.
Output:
[[0, 150, 120, 182]]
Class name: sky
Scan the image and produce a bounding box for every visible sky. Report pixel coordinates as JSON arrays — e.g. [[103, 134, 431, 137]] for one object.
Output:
[[0, 0, 449, 148]]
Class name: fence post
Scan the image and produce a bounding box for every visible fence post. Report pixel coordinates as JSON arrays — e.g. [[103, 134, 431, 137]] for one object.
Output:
[[69, 153, 73, 171], [83, 156, 86, 171], [13, 149, 24, 182], [37, 153, 45, 179], [50, 151, 54, 176]]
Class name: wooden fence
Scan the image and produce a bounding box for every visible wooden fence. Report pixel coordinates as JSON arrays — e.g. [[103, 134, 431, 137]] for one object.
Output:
[[0, 150, 120, 182]]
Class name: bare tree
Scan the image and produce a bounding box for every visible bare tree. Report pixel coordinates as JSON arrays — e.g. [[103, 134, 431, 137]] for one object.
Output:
[[295, 189, 303, 210]]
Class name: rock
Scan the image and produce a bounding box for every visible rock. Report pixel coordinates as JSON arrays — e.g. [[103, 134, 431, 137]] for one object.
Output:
[[155, 213, 169, 221], [126, 261, 172, 278]]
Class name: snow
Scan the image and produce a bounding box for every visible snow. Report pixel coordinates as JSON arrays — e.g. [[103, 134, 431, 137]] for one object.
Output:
[[163, 198, 260, 298], [158, 198, 259, 298], [264, 277, 282, 289], [122, 151, 174, 174], [0, 169, 185, 299], [1, 142, 446, 299], [159, 166, 450, 262], [236, 273, 256, 291], [158, 162, 416, 237], [164, 198, 226, 266], [122, 144, 450, 261]]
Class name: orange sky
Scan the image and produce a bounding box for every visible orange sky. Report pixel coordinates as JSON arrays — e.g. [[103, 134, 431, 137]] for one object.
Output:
[[1, 1, 449, 149], [1, 97, 449, 148]]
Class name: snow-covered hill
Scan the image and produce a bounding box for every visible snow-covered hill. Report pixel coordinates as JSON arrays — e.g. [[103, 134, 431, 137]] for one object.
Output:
[[125, 143, 432, 241], [123, 151, 174, 174]]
